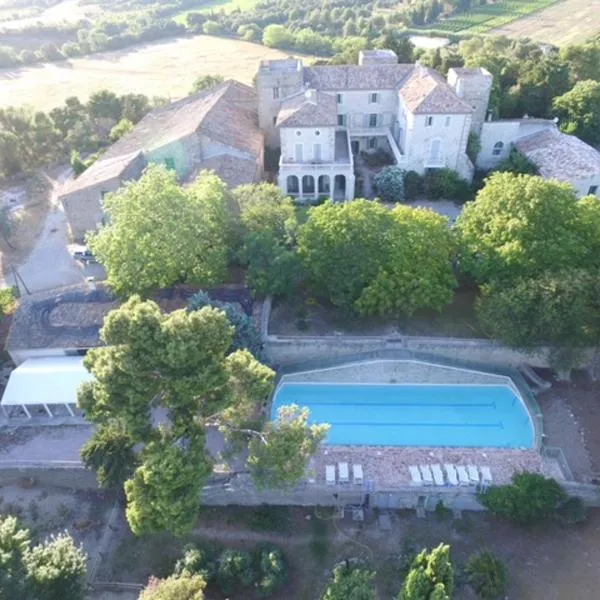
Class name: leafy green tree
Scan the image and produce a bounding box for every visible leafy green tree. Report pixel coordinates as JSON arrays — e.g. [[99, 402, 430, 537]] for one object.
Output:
[[233, 183, 303, 297], [299, 200, 455, 316], [188, 291, 263, 358], [24, 533, 87, 600], [321, 564, 376, 600], [174, 545, 214, 581], [87, 89, 123, 122], [139, 574, 206, 600], [553, 80, 600, 145], [559, 41, 600, 83], [190, 74, 224, 95], [374, 32, 414, 63], [248, 405, 329, 490], [120, 93, 151, 124], [465, 551, 508, 600], [399, 544, 454, 600], [79, 297, 323, 535], [479, 472, 567, 525], [0, 516, 30, 600], [466, 132, 481, 163], [216, 550, 255, 595], [494, 149, 538, 175], [0, 131, 23, 177], [262, 25, 295, 49], [374, 166, 405, 202], [109, 118, 134, 142], [80, 422, 137, 489], [256, 546, 287, 598], [456, 173, 597, 283], [87, 166, 232, 297], [477, 270, 600, 370]]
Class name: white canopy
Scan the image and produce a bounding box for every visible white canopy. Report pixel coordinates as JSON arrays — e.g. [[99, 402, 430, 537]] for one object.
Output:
[[1, 356, 93, 418]]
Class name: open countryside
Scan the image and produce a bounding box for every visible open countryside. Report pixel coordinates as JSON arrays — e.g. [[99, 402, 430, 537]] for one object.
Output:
[[490, 0, 600, 46], [0, 35, 311, 111]]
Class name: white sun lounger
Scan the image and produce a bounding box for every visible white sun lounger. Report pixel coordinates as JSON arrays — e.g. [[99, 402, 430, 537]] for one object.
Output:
[[419, 464, 434, 486], [480, 466, 492, 485], [431, 464, 445, 486], [467, 465, 480, 485], [338, 462, 349, 483], [352, 464, 363, 485], [409, 465, 422, 486], [326, 465, 336, 485], [444, 464, 459, 486], [456, 465, 470, 486]]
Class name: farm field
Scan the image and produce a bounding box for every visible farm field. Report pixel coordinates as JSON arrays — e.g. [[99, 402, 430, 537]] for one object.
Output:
[[173, 0, 259, 23], [0, 35, 312, 111], [419, 0, 560, 35], [490, 0, 600, 45]]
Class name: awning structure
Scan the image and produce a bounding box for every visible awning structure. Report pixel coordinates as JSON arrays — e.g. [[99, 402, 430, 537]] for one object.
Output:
[[1, 357, 93, 419]]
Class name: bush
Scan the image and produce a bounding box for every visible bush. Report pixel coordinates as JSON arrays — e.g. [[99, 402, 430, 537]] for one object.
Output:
[[216, 549, 255, 595], [479, 472, 567, 525], [255, 545, 287, 597], [466, 550, 508, 599], [174, 544, 215, 581], [373, 166, 405, 202], [202, 20, 222, 35], [496, 149, 539, 175], [425, 167, 473, 202], [403, 170, 424, 200], [467, 132, 481, 163], [557, 496, 587, 524], [0, 286, 17, 317]]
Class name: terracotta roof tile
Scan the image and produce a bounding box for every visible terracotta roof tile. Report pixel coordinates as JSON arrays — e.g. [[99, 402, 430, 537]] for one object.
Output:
[[304, 64, 414, 90], [276, 89, 337, 127]]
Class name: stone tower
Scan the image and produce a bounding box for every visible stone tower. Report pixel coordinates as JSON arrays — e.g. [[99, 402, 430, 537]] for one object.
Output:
[[256, 58, 304, 147], [447, 67, 493, 135]]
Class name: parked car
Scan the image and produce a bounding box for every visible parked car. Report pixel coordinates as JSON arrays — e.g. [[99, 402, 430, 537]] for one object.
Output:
[[72, 248, 97, 265]]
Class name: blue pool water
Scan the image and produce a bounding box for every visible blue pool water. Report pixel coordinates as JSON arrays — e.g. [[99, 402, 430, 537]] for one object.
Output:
[[271, 383, 534, 448]]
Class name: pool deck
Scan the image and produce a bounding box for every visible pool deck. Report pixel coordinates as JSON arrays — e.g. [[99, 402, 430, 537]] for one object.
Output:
[[313, 445, 549, 487]]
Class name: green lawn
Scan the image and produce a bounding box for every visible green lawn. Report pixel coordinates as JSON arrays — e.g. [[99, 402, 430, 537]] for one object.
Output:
[[419, 0, 561, 35], [173, 0, 258, 23]]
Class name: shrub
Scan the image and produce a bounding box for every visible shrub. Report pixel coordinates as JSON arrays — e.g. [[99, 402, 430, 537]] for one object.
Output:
[[496, 149, 538, 175], [174, 544, 215, 581], [467, 132, 481, 163], [479, 472, 567, 525], [0, 286, 17, 317], [216, 549, 255, 595], [466, 550, 508, 599], [202, 20, 221, 35], [256, 545, 287, 597], [403, 170, 424, 200], [373, 166, 405, 202], [425, 168, 472, 202], [558, 496, 587, 524]]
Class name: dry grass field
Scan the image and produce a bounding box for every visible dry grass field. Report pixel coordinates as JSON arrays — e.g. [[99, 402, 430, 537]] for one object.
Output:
[[0, 35, 312, 111], [490, 0, 600, 45]]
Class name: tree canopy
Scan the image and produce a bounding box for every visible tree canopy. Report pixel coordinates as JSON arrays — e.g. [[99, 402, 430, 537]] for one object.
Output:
[[321, 565, 376, 600], [233, 183, 302, 298], [79, 297, 326, 535], [88, 166, 232, 297], [399, 544, 454, 600], [190, 74, 225, 95], [477, 270, 600, 370], [139, 574, 206, 600], [553, 79, 600, 145], [0, 516, 87, 600], [298, 200, 456, 316], [456, 173, 600, 283]]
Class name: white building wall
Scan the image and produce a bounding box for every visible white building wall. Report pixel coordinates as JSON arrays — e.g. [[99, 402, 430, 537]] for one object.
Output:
[[280, 127, 336, 163], [404, 111, 471, 174], [9, 348, 85, 367], [336, 90, 398, 130], [570, 174, 600, 198], [477, 121, 556, 170]]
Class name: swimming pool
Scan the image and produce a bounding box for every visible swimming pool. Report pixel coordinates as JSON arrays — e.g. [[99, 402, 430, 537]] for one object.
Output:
[[271, 383, 534, 448]]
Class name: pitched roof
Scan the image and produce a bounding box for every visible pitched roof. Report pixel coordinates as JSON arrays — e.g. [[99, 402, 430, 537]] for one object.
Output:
[[304, 64, 414, 90], [400, 65, 472, 114], [515, 128, 600, 181], [190, 155, 260, 189], [276, 89, 337, 127], [60, 80, 261, 195]]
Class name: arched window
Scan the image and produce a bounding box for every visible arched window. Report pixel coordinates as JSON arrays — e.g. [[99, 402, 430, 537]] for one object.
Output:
[[302, 175, 315, 195], [318, 175, 330, 194], [287, 175, 299, 195], [492, 141, 504, 156]]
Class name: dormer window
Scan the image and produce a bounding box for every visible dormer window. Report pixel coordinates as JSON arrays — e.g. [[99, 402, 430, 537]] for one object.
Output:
[[369, 92, 379, 104], [425, 116, 434, 127]]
